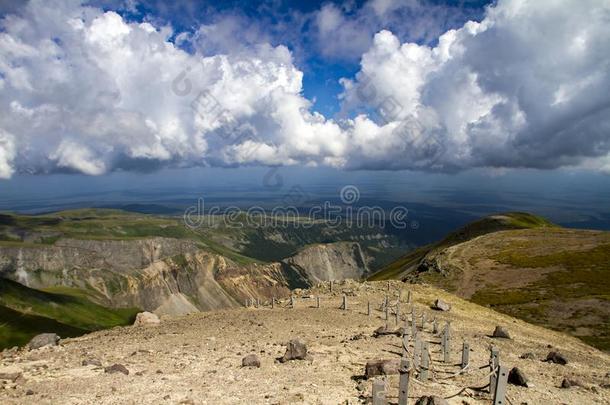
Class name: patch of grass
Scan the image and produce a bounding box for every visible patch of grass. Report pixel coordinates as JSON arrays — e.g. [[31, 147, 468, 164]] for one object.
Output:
[[0, 279, 140, 350]]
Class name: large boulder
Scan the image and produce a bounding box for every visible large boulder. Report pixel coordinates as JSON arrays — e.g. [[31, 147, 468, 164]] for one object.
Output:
[[133, 311, 160, 326], [365, 359, 400, 378], [508, 367, 529, 387], [545, 351, 568, 365], [492, 326, 511, 339], [280, 339, 308, 362], [242, 354, 261, 368], [27, 333, 60, 350], [104, 364, 129, 375], [561, 377, 582, 388], [431, 299, 451, 312]]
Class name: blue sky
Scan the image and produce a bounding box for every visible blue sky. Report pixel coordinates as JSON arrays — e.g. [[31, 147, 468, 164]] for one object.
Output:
[[1, 0, 610, 227]]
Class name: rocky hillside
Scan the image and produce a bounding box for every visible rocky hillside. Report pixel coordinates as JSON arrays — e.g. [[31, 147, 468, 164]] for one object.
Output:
[[281, 242, 370, 284], [1, 280, 608, 404], [370, 213, 610, 351], [0, 210, 372, 349]]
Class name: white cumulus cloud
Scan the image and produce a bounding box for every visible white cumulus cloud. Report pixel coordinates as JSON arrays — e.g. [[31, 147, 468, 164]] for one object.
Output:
[[0, 0, 609, 178]]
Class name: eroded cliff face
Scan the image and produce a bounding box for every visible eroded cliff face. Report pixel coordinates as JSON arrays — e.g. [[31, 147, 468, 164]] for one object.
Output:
[[0, 238, 367, 316], [281, 242, 369, 284]]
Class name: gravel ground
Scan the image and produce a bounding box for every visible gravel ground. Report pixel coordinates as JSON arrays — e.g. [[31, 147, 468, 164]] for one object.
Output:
[[1, 280, 609, 404]]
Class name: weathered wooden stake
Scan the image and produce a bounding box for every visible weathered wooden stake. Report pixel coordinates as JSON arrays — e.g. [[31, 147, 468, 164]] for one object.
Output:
[[398, 359, 410, 405], [271, 297, 275, 309], [461, 341, 470, 368], [442, 327, 450, 363], [490, 347, 500, 393], [402, 332, 409, 357], [421, 313, 426, 329], [493, 365, 509, 405], [387, 281, 390, 292], [256, 298, 260, 308], [367, 301, 371, 317], [395, 305, 400, 325], [372, 379, 387, 405], [342, 294, 347, 310], [330, 280, 333, 293], [290, 295, 295, 309], [419, 342, 430, 381], [385, 304, 389, 321], [432, 318, 438, 334], [414, 332, 422, 368], [407, 290, 412, 304]]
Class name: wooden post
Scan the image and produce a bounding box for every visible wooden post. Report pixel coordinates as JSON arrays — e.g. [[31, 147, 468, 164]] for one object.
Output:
[[490, 347, 500, 393], [432, 318, 438, 334], [245, 299, 249, 307], [290, 295, 295, 309], [330, 280, 333, 293], [387, 281, 390, 292], [493, 365, 509, 405], [256, 298, 259, 308], [442, 327, 450, 363], [271, 297, 275, 309], [395, 305, 400, 325], [398, 359, 410, 405], [419, 342, 430, 381], [367, 301, 371, 317], [414, 332, 422, 368], [461, 341, 470, 368], [342, 294, 347, 310], [372, 379, 387, 405], [421, 313, 426, 330], [385, 304, 389, 321], [317, 296, 321, 308], [402, 332, 409, 357], [407, 290, 412, 304]]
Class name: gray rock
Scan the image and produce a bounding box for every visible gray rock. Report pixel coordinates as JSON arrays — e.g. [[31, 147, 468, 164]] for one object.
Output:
[[561, 378, 582, 388], [242, 354, 261, 368], [104, 364, 129, 375], [492, 326, 511, 339], [519, 352, 536, 360], [414, 395, 449, 405], [545, 351, 568, 365], [27, 333, 60, 350], [431, 299, 451, 312], [133, 311, 160, 327], [372, 326, 401, 338], [82, 359, 102, 367], [0, 366, 22, 382], [280, 339, 308, 362], [508, 367, 529, 387], [365, 359, 400, 378]]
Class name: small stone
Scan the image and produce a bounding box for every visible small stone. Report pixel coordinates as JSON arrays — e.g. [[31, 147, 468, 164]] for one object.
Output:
[[431, 299, 451, 312], [27, 333, 60, 350], [492, 326, 511, 339], [545, 351, 568, 365], [415, 395, 450, 405], [133, 312, 160, 327], [104, 364, 129, 375], [561, 378, 582, 388], [82, 359, 102, 367], [372, 326, 401, 337], [508, 367, 529, 387], [242, 354, 261, 368], [280, 339, 308, 362], [519, 352, 536, 360], [26, 389, 34, 396], [364, 359, 400, 378]]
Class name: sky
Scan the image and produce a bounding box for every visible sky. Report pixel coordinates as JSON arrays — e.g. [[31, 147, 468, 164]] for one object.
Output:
[[0, 0, 609, 225]]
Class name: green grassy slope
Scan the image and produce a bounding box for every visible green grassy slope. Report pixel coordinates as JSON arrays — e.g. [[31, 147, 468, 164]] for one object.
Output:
[[0, 279, 139, 349], [369, 212, 556, 280]]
